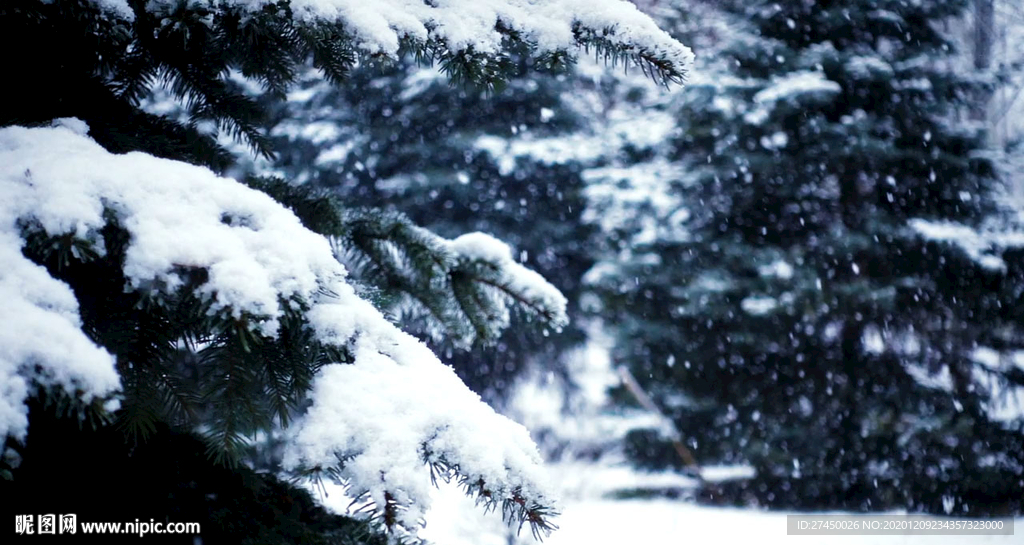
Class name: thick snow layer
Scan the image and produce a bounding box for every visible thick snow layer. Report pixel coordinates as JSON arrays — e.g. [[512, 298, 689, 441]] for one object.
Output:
[[0, 123, 555, 531], [0, 124, 129, 442], [448, 232, 569, 330], [283, 337, 554, 529], [90, 0, 693, 74], [0, 232, 119, 442], [1, 124, 344, 338]]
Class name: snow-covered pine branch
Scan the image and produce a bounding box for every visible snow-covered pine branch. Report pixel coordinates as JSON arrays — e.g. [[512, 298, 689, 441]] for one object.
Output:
[[0, 121, 557, 536], [7, 0, 691, 180], [341, 210, 569, 347], [447, 232, 568, 332], [247, 184, 568, 348], [84, 0, 694, 85]]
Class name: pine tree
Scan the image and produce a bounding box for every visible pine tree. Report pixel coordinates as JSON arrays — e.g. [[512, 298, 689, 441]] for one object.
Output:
[[0, 0, 692, 540], [593, 0, 1024, 515]]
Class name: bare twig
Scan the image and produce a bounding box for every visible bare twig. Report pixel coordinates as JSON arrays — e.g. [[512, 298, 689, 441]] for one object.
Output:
[[616, 365, 706, 485]]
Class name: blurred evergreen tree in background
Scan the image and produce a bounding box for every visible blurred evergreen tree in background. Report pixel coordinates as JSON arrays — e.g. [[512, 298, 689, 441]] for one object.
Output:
[[592, 0, 1024, 515]]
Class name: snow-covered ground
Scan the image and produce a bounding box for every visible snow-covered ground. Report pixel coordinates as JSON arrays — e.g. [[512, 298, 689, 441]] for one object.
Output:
[[418, 473, 1023, 545], [305, 460, 1024, 545], [476, 499, 1021, 545]]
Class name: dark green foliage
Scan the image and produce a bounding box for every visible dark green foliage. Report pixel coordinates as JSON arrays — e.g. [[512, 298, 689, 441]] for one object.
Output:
[[0, 0, 647, 419], [0, 0, 705, 539], [19, 214, 340, 465], [0, 0, 652, 538], [596, 0, 1024, 514], [2, 0, 269, 168], [10, 132, 569, 539], [244, 176, 348, 235], [1, 393, 388, 544], [0, 0, 687, 172]]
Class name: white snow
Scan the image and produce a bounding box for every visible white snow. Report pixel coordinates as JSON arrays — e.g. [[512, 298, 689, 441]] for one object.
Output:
[[908, 218, 1024, 271], [582, 160, 690, 245], [413, 330, 1024, 545], [862, 325, 885, 355], [448, 232, 569, 331], [492, 499, 1020, 545], [85, 0, 133, 19], [395, 69, 445, 103], [905, 363, 954, 392], [1012, 351, 1024, 372], [741, 296, 778, 316], [701, 464, 757, 482], [89, 0, 693, 75], [846, 55, 894, 80], [475, 133, 609, 175], [973, 347, 1002, 370], [506, 323, 669, 454], [971, 363, 1024, 423], [0, 123, 556, 534], [746, 71, 842, 123], [474, 103, 679, 176], [758, 260, 794, 280], [283, 337, 555, 530], [417, 465, 1023, 545], [760, 131, 789, 150], [1, 124, 345, 338], [314, 140, 358, 166], [0, 231, 120, 442], [753, 71, 842, 105], [967, 347, 1024, 422]]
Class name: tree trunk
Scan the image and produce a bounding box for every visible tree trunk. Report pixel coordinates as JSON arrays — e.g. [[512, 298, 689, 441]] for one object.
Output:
[[972, 0, 995, 122]]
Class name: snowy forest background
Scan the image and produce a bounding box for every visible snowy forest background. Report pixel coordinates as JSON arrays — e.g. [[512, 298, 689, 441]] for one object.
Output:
[[2, 0, 1024, 543]]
